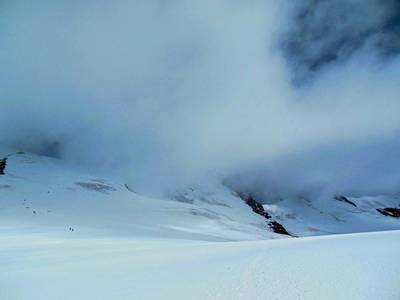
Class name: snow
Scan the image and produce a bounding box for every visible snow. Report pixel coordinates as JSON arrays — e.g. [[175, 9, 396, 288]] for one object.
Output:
[[1, 231, 399, 300], [0, 151, 277, 241], [1, 150, 399, 299], [264, 195, 400, 236]]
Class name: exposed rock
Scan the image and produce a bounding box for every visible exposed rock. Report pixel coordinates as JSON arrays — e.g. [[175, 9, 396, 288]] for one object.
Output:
[[376, 208, 400, 218], [334, 195, 357, 207], [236, 191, 272, 219], [268, 221, 292, 236], [235, 191, 294, 236], [124, 184, 137, 193], [75, 182, 116, 194], [0, 158, 7, 175]]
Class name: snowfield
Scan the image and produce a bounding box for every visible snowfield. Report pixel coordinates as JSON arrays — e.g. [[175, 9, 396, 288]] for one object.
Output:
[[1, 231, 399, 300], [1, 150, 399, 299]]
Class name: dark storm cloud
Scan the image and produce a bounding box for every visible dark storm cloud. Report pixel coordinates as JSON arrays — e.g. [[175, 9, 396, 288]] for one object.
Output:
[[282, 0, 400, 84]]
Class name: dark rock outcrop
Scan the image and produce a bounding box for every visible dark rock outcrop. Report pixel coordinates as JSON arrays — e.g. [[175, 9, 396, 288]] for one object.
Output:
[[75, 181, 116, 194], [376, 208, 400, 218], [236, 191, 272, 219], [334, 195, 357, 207], [235, 191, 294, 236], [124, 184, 137, 193], [268, 221, 291, 236], [0, 158, 7, 175]]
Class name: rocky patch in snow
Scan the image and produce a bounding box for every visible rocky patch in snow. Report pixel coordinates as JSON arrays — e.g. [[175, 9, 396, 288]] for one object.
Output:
[[124, 184, 137, 193], [334, 195, 357, 207], [235, 191, 294, 236], [75, 181, 116, 194], [236, 191, 272, 219], [376, 207, 400, 218], [0, 157, 7, 175], [268, 221, 292, 236]]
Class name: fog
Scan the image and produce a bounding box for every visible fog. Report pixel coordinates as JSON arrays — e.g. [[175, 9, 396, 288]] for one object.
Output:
[[0, 0, 399, 197]]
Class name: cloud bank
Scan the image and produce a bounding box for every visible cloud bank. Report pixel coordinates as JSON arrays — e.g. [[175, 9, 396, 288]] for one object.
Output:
[[0, 0, 399, 197]]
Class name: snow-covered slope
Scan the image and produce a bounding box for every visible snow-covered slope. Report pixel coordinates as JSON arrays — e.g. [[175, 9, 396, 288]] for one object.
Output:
[[1, 150, 400, 299], [1, 230, 399, 300], [0, 151, 279, 241], [1, 150, 399, 240], [263, 194, 400, 237]]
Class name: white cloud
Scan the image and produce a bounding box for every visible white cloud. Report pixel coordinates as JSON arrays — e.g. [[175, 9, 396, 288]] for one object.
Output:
[[0, 0, 399, 196]]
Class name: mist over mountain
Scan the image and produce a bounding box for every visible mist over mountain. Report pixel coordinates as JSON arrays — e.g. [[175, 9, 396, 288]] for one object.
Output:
[[1, 0, 399, 197], [1, 3, 400, 298]]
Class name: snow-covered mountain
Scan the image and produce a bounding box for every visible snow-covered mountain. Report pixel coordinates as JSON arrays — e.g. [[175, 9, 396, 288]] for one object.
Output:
[[1, 149, 399, 299], [1, 1, 399, 298], [0, 150, 279, 241], [1, 150, 399, 240]]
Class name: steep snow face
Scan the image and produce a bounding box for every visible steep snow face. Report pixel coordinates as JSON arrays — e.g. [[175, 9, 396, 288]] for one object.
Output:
[[0, 150, 279, 241], [1, 230, 400, 300]]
